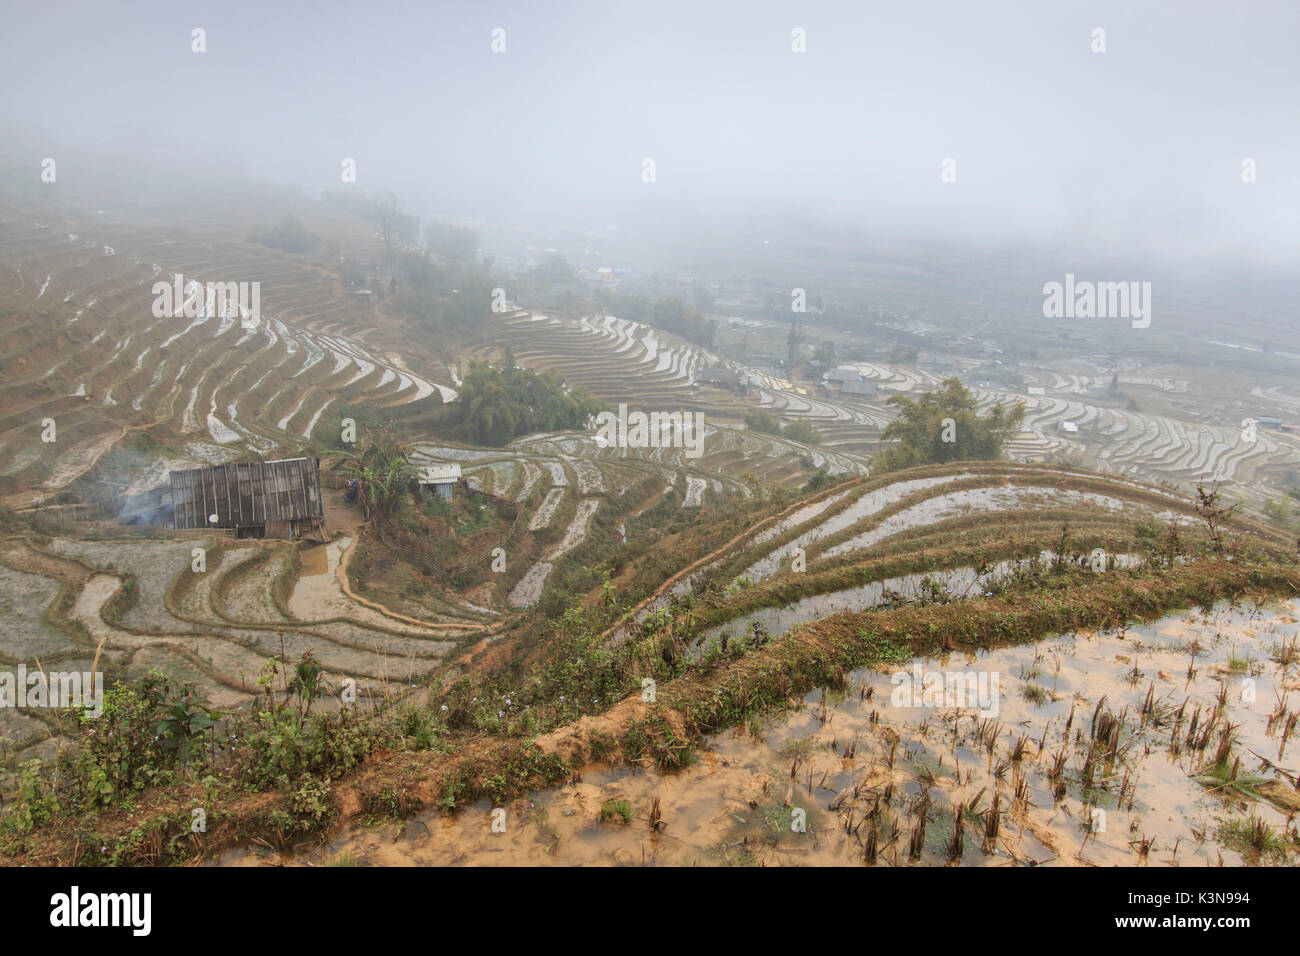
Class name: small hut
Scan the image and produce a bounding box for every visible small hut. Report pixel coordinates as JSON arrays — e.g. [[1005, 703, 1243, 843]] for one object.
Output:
[[417, 463, 461, 500], [169, 457, 327, 540]]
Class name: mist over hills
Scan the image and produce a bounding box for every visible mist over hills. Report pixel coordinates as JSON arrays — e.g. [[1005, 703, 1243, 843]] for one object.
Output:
[[3, 0, 1300, 880]]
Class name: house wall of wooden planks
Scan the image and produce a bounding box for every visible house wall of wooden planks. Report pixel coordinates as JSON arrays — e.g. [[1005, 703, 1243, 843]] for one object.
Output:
[[169, 457, 328, 540]]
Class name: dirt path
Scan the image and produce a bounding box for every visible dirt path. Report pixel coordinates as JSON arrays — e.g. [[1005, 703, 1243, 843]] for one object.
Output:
[[332, 533, 488, 634]]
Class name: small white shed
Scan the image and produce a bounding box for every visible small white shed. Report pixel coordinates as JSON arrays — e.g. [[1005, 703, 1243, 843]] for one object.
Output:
[[418, 463, 462, 499]]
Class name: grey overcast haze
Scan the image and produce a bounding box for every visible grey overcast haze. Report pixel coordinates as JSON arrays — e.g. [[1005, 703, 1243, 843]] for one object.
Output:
[[2, 0, 1298, 268]]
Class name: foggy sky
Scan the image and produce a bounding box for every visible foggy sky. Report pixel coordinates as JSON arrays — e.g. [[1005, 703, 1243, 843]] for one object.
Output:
[[2, 0, 1298, 268]]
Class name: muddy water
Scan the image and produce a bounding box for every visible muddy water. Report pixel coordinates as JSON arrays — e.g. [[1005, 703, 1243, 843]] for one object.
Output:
[[288, 537, 444, 636], [693, 554, 1144, 658], [742, 476, 963, 582], [749, 490, 852, 550], [287, 536, 353, 620], [222, 600, 1300, 867], [821, 486, 1184, 560]]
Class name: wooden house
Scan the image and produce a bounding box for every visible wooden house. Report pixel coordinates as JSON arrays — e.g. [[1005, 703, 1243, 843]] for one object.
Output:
[[169, 457, 327, 540]]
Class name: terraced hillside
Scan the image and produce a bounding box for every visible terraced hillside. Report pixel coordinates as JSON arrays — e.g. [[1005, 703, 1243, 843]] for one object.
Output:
[[466, 310, 890, 458], [2, 203, 1297, 867], [9, 204, 1289, 530], [470, 311, 1300, 506], [0, 214, 456, 506], [821, 360, 1300, 503], [574, 461, 1248, 653], [0, 526, 483, 757], [4, 457, 1296, 866]]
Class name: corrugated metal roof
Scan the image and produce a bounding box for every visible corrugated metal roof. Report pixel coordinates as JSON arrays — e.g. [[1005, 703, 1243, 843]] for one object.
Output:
[[842, 379, 877, 395], [418, 463, 462, 484], [169, 457, 324, 530]]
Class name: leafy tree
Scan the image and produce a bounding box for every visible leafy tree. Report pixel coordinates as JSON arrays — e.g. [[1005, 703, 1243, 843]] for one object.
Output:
[[397, 249, 443, 291], [875, 378, 1024, 472], [389, 254, 494, 337], [532, 252, 575, 288], [337, 429, 412, 519], [286, 652, 330, 717], [803, 468, 836, 492], [249, 213, 320, 254], [443, 359, 604, 447], [424, 220, 479, 263], [782, 420, 822, 445], [652, 298, 715, 348], [744, 408, 782, 436]]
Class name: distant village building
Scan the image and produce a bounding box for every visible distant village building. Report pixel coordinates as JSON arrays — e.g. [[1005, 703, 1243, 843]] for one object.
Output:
[[418, 463, 462, 500], [696, 366, 744, 388], [169, 457, 327, 540], [747, 354, 781, 372], [916, 351, 956, 370], [841, 379, 878, 398], [1055, 420, 1080, 435], [514, 291, 566, 310]]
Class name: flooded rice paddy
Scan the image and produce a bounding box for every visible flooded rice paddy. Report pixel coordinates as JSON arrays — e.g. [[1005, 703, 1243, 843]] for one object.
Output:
[[225, 598, 1300, 866], [693, 553, 1144, 658]]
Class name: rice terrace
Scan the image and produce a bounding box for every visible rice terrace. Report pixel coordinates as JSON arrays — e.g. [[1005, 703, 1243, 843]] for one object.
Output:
[[1, 3, 1299, 911]]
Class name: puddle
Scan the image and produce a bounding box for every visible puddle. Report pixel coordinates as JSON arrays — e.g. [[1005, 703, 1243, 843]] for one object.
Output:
[[287, 537, 444, 636], [298, 544, 329, 577], [287, 536, 352, 619]]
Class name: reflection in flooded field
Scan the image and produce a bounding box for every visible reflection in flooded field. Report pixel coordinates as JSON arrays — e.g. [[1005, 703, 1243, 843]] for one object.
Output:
[[224, 600, 1300, 867], [694, 553, 1144, 659]]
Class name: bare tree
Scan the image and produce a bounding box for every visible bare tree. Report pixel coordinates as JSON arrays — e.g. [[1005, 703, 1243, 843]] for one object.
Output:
[[1194, 481, 1238, 557], [372, 191, 401, 267]]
